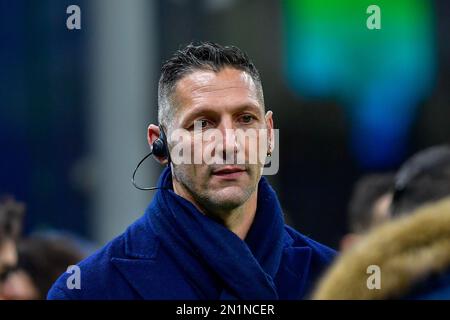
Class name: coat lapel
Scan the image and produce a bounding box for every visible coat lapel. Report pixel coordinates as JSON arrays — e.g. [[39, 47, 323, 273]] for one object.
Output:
[[275, 246, 313, 299], [111, 257, 198, 299], [109, 213, 199, 299], [275, 230, 314, 299]]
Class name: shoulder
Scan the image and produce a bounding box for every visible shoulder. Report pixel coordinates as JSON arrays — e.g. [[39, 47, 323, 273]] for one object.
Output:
[[47, 232, 126, 300], [284, 224, 337, 264], [47, 214, 155, 300], [275, 225, 337, 299]]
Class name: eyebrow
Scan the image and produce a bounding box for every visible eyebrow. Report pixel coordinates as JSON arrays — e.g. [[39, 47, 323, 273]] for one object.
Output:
[[179, 103, 263, 126]]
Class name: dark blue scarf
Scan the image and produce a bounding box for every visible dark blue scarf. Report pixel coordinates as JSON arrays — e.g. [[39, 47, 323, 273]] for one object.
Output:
[[148, 167, 285, 300]]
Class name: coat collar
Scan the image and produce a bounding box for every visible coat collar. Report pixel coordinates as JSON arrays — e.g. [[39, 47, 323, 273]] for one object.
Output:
[[110, 199, 315, 299]]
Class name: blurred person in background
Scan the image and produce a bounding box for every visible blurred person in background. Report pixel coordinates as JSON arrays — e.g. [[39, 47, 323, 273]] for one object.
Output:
[[0, 196, 25, 299], [1, 233, 86, 300], [312, 145, 450, 299], [390, 145, 450, 217], [48, 42, 336, 300], [340, 173, 394, 251]]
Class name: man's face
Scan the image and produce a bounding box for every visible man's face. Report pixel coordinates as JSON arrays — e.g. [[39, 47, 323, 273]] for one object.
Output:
[[167, 67, 273, 216]]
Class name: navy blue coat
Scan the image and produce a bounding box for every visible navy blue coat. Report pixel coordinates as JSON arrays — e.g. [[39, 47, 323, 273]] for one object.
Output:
[[48, 171, 336, 300], [47, 216, 335, 300]]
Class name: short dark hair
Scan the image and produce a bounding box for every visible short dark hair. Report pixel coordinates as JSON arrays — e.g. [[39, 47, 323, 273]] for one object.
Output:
[[158, 41, 264, 129], [391, 145, 450, 216], [0, 196, 25, 243], [348, 173, 394, 233]]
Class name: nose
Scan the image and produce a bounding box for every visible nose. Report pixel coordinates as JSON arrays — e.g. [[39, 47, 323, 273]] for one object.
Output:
[[217, 117, 237, 162]]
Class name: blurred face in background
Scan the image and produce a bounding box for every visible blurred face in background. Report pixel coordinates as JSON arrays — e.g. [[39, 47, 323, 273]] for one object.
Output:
[[0, 238, 18, 299], [150, 67, 274, 218], [0, 238, 16, 271], [0, 269, 39, 300], [0, 197, 25, 297], [371, 193, 392, 226], [340, 193, 393, 251]]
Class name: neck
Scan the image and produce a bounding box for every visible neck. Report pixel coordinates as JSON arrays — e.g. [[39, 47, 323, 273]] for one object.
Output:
[[172, 182, 258, 240], [220, 190, 258, 240]]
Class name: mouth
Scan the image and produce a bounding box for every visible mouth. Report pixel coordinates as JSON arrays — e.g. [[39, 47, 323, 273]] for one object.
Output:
[[211, 166, 247, 180]]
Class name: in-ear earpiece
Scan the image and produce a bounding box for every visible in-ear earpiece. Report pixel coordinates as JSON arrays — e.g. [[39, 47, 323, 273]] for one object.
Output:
[[152, 125, 169, 160], [151, 137, 166, 158]]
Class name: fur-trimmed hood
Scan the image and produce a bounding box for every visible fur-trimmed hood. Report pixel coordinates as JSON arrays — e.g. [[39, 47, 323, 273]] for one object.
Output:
[[312, 197, 450, 299]]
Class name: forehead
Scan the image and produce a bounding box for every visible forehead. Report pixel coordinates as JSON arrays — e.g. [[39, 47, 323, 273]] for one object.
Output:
[[172, 67, 262, 118]]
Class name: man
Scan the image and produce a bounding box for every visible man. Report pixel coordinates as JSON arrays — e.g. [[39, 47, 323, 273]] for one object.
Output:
[[48, 42, 335, 300], [340, 173, 394, 251]]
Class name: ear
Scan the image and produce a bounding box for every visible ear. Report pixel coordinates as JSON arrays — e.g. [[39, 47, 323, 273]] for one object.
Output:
[[147, 124, 169, 165], [265, 111, 274, 154]]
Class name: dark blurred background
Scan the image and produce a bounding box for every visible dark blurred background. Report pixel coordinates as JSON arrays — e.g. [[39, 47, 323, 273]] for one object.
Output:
[[1, 0, 449, 249]]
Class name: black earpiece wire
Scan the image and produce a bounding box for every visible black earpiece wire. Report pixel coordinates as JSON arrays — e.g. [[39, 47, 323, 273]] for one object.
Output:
[[132, 152, 156, 190], [132, 125, 172, 191], [131, 150, 171, 191]]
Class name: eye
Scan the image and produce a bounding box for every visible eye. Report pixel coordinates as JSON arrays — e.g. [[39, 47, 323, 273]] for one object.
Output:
[[239, 114, 256, 124], [191, 119, 212, 130]]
